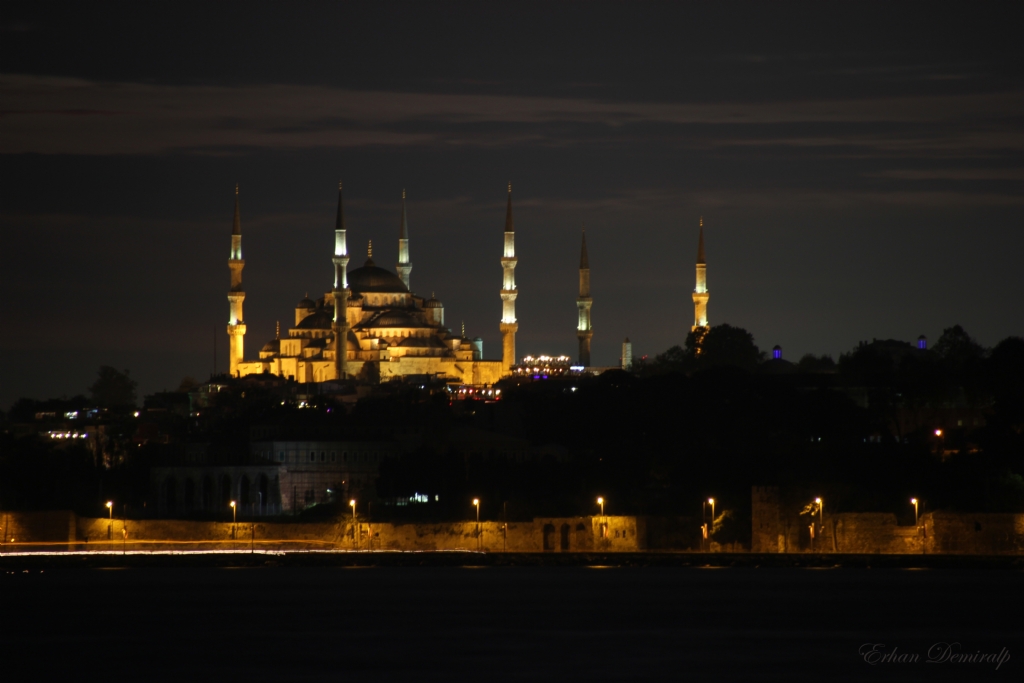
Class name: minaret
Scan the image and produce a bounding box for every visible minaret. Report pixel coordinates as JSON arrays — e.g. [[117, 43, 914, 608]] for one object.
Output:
[[499, 182, 518, 371], [576, 228, 593, 367], [692, 216, 709, 331], [332, 182, 350, 380], [396, 189, 412, 290], [227, 184, 246, 377]]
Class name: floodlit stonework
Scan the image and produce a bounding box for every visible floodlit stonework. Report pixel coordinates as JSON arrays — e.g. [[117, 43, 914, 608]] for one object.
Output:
[[230, 184, 510, 386]]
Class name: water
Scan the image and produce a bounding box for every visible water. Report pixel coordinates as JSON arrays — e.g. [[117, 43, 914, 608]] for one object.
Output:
[[5, 565, 1019, 681]]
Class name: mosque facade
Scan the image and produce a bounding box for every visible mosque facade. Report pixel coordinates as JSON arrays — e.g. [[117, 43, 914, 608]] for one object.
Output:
[[228, 184, 513, 386]]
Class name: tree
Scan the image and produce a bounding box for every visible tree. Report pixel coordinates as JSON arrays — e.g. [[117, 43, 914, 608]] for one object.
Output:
[[797, 354, 837, 373], [89, 366, 137, 409], [689, 324, 764, 371], [933, 325, 986, 367]]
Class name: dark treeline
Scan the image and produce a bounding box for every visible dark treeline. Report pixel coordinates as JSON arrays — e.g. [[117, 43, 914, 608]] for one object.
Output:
[[2, 326, 1024, 534]]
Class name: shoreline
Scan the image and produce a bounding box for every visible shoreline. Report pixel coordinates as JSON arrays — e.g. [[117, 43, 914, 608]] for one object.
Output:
[[4, 550, 1024, 570]]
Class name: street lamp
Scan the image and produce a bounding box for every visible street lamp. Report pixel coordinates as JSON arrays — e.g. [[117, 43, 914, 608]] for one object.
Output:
[[106, 501, 113, 541], [815, 497, 823, 527], [911, 498, 919, 527], [473, 498, 480, 523], [230, 500, 236, 523], [597, 496, 604, 516]]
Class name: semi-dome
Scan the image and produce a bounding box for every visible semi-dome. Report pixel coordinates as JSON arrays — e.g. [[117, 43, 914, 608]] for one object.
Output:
[[364, 309, 430, 328], [297, 297, 316, 309], [424, 296, 442, 308], [261, 339, 281, 353], [296, 309, 334, 329], [348, 263, 409, 294]]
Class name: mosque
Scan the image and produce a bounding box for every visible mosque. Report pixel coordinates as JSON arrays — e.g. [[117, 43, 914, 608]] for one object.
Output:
[[223, 182, 708, 385], [226, 183, 524, 386]]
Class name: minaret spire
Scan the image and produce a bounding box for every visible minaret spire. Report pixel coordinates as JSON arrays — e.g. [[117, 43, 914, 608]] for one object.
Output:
[[577, 226, 593, 366], [499, 182, 518, 372], [697, 216, 706, 264], [227, 184, 246, 376], [396, 189, 412, 289], [332, 181, 350, 379], [692, 217, 709, 332]]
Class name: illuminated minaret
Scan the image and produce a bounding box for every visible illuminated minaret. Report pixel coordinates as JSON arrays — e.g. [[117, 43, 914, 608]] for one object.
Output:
[[227, 184, 246, 377], [499, 182, 518, 370], [396, 189, 412, 289], [576, 228, 593, 367], [332, 182, 350, 379], [692, 216, 709, 331]]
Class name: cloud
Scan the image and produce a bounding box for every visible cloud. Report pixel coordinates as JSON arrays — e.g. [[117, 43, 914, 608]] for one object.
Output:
[[1, 73, 1022, 156]]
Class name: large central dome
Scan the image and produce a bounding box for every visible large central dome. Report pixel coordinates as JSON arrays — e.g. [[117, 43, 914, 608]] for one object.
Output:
[[347, 261, 409, 294]]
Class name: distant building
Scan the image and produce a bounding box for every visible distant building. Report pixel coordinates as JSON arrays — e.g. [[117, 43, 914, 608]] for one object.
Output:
[[152, 439, 399, 516], [227, 184, 518, 386]]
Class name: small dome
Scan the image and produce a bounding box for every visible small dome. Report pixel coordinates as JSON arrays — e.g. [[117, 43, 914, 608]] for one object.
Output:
[[261, 339, 281, 353], [424, 297, 443, 309], [297, 297, 316, 309]]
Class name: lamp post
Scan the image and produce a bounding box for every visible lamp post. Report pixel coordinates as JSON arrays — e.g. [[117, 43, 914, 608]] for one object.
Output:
[[708, 498, 716, 551], [597, 496, 604, 516], [472, 498, 480, 549], [106, 501, 113, 541], [701, 500, 707, 552], [230, 500, 236, 540], [911, 498, 919, 527], [350, 499, 357, 549]]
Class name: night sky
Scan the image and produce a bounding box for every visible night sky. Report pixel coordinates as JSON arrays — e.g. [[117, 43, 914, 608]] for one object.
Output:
[[2, 3, 1022, 407]]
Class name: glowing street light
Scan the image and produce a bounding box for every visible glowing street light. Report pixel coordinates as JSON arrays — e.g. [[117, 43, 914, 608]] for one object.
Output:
[[815, 497, 823, 528], [934, 429, 943, 437], [350, 499, 357, 521], [911, 498, 919, 527], [597, 497, 604, 516], [106, 501, 113, 541], [230, 500, 236, 524], [473, 498, 480, 523]]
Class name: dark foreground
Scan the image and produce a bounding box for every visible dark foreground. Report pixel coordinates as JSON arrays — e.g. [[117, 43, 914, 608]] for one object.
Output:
[[4, 559, 1019, 682]]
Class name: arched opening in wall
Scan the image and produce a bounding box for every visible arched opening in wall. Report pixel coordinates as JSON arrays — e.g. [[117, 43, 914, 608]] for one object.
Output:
[[164, 478, 178, 515], [240, 476, 251, 507], [202, 476, 214, 510], [220, 475, 232, 505], [183, 478, 195, 512], [542, 523, 555, 551], [560, 523, 571, 551], [257, 474, 269, 511]]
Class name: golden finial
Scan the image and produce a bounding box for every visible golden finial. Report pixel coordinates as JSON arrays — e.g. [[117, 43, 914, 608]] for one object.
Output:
[[275, 321, 280, 339], [700, 216, 703, 228], [402, 188, 406, 200], [368, 240, 373, 258], [338, 181, 342, 191], [462, 321, 466, 337], [507, 181, 512, 193], [235, 183, 239, 195]]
